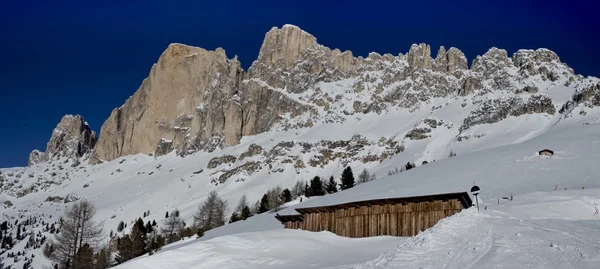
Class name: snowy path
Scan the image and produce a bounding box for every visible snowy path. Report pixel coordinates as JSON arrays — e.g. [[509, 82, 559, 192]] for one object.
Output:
[[355, 190, 600, 269]]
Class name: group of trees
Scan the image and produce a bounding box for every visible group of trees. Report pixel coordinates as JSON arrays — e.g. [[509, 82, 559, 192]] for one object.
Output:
[[115, 217, 166, 263], [388, 161, 418, 176], [246, 166, 364, 217], [35, 165, 389, 268], [112, 190, 230, 265], [229, 195, 252, 223], [295, 166, 360, 198], [45, 200, 109, 269], [255, 186, 293, 213]]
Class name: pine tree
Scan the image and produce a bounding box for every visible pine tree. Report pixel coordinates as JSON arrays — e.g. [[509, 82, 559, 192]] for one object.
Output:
[[280, 189, 292, 203], [165, 211, 169, 218], [152, 220, 157, 226], [72, 243, 94, 269], [310, 176, 325, 196], [130, 218, 147, 257], [94, 248, 109, 269], [115, 235, 134, 264], [326, 176, 338, 194], [229, 212, 240, 223], [145, 221, 153, 233], [117, 221, 125, 232], [240, 205, 252, 220], [340, 166, 355, 190], [304, 182, 312, 197], [405, 162, 415, 170], [258, 194, 270, 213]]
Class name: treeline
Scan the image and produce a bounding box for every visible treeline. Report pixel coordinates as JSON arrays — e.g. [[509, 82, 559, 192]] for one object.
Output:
[[43, 200, 109, 269], [39, 166, 380, 268], [243, 166, 377, 216], [1, 215, 53, 269], [114, 190, 230, 264]]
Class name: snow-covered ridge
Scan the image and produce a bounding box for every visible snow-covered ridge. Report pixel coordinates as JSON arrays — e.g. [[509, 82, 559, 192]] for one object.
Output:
[[3, 24, 600, 268]]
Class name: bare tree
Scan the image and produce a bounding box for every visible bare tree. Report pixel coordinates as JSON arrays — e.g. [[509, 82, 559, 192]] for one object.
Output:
[[51, 200, 103, 269], [358, 168, 370, 184], [160, 209, 183, 243], [193, 191, 228, 231], [266, 186, 283, 211], [235, 195, 248, 214], [291, 180, 305, 199]]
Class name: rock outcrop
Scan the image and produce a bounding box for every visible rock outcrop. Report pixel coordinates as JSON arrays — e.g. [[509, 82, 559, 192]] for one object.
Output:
[[460, 95, 556, 132], [87, 24, 581, 164], [28, 115, 97, 166], [91, 44, 246, 163]]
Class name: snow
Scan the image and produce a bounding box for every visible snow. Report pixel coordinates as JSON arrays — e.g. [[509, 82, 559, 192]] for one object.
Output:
[[356, 190, 600, 269], [107, 115, 600, 269], [122, 230, 402, 269], [115, 191, 600, 269]]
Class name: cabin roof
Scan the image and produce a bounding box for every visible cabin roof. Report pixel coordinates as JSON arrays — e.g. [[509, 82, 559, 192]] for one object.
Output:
[[294, 191, 473, 214], [539, 149, 554, 153], [274, 214, 305, 223]]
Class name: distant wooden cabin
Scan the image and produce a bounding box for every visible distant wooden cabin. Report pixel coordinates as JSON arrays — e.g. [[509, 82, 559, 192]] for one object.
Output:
[[538, 149, 554, 156], [275, 192, 472, 238]]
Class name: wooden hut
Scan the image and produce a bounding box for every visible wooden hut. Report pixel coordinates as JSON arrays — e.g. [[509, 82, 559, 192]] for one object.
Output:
[[275, 192, 472, 238], [538, 149, 554, 156], [274, 214, 304, 229]]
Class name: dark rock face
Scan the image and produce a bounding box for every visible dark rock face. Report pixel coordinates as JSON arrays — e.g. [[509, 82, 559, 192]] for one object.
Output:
[[155, 139, 174, 157], [405, 128, 432, 140], [559, 82, 600, 114], [239, 144, 264, 160], [207, 155, 238, 169], [461, 95, 556, 132], [218, 161, 261, 183]]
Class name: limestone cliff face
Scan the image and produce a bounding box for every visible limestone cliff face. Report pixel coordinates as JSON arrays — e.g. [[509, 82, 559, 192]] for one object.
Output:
[[91, 44, 244, 163], [91, 39, 309, 163], [28, 115, 96, 166], [88, 24, 582, 164]]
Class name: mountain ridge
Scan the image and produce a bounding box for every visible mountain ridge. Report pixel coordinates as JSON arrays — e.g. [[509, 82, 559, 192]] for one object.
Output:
[[18, 24, 600, 171]]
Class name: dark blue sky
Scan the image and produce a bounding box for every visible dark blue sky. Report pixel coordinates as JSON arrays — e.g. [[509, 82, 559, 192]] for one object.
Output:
[[1, 0, 598, 167]]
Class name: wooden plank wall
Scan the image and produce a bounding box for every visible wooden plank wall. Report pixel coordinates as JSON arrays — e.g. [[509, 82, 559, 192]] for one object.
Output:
[[298, 199, 463, 237], [283, 220, 303, 229]]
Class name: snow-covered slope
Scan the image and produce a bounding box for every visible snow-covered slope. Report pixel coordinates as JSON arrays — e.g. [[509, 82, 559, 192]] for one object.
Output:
[[3, 102, 600, 268], [115, 190, 600, 269], [110, 112, 600, 269]]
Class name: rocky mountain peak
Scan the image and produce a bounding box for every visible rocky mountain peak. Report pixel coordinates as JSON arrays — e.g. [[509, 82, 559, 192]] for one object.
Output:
[[407, 43, 432, 70], [90, 44, 244, 164], [434, 46, 468, 73], [29, 114, 97, 166], [78, 24, 585, 165], [255, 24, 318, 68]]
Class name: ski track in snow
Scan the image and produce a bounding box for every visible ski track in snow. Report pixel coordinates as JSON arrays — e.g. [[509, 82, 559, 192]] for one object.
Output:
[[353, 191, 600, 269]]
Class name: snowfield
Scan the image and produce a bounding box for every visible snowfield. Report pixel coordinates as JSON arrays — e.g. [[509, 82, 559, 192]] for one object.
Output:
[[115, 190, 600, 269], [110, 114, 600, 269]]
